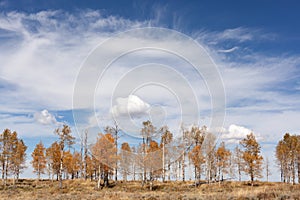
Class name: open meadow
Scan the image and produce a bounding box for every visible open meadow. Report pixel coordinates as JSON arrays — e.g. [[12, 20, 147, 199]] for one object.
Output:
[[0, 179, 299, 200]]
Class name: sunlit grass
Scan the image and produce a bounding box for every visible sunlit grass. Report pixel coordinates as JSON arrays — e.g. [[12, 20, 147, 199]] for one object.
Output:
[[0, 179, 299, 199]]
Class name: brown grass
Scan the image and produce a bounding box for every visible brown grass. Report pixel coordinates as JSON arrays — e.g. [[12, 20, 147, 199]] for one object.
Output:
[[0, 179, 299, 200]]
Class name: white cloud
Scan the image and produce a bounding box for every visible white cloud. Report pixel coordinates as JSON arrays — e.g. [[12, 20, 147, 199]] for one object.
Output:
[[218, 46, 239, 53], [87, 114, 98, 128], [195, 27, 276, 45], [111, 95, 150, 118], [0, 10, 146, 112], [0, 113, 61, 138], [217, 27, 254, 42], [228, 124, 252, 137], [34, 109, 57, 125], [221, 124, 262, 144]]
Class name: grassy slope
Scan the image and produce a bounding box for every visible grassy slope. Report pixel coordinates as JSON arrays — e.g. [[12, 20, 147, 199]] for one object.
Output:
[[0, 179, 299, 200]]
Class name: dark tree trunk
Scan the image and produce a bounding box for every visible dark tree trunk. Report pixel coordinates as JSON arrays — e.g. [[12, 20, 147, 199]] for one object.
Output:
[[280, 163, 283, 182], [168, 163, 171, 181], [2, 162, 5, 184], [182, 153, 185, 182], [298, 158, 300, 184], [194, 166, 197, 182], [104, 172, 109, 187]]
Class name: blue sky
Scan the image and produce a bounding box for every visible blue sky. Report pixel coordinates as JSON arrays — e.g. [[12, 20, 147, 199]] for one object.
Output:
[[0, 0, 300, 181]]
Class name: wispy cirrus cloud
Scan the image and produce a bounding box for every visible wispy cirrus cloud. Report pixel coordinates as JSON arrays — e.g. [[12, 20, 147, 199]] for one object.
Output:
[[195, 27, 277, 45], [0, 10, 148, 139], [0, 10, 147, 112], [0, 10, 299, 147], [218, 46, 239, 53]]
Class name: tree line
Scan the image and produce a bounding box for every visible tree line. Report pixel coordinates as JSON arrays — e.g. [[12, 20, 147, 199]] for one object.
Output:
[[1, 121, 300, 189], [275, 133, 300, 184], [0, 129, 27, 186]]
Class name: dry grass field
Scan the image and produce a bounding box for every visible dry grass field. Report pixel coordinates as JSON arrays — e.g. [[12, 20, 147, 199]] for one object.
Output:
[[0, 179, 300, 200]]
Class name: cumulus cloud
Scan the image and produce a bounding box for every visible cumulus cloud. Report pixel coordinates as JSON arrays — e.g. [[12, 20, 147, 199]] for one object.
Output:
[[221, 124, 262, 144], [34, 109, 57, 125], [111, 95, 150, 118]]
